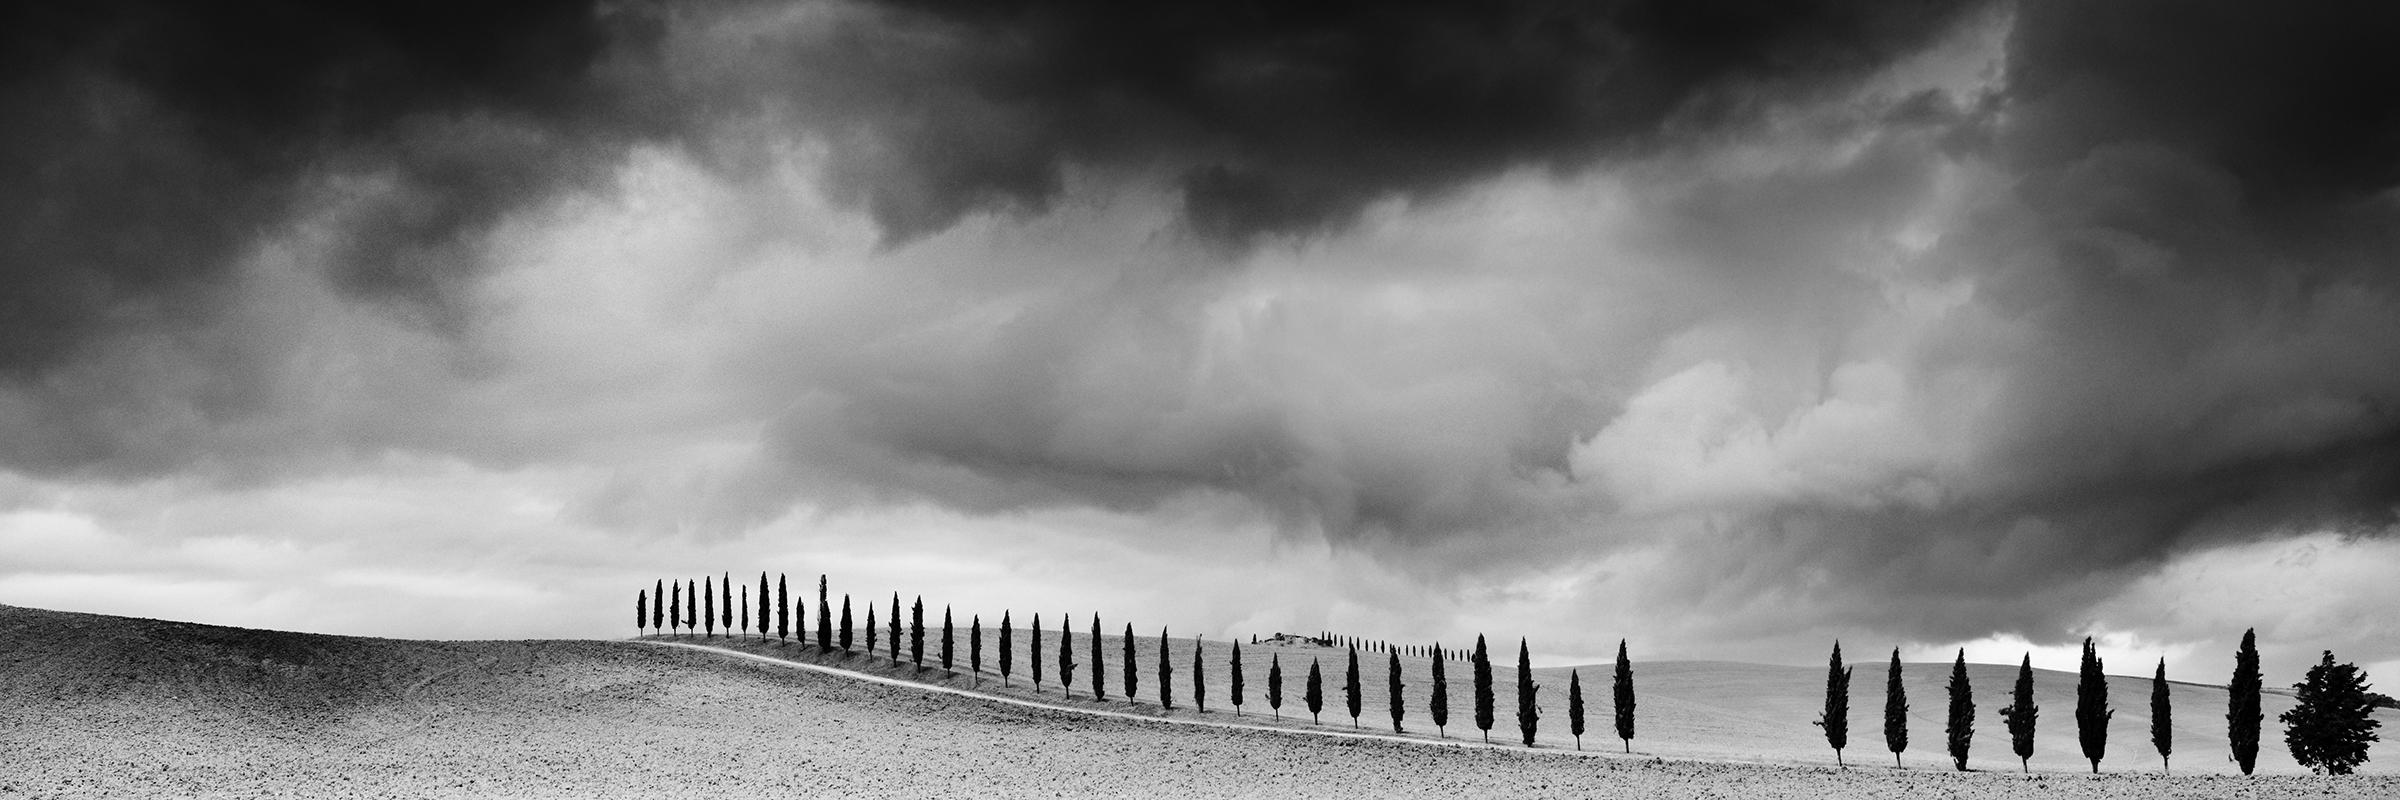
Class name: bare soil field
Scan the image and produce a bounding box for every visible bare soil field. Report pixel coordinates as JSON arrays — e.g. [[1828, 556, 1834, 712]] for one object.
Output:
[[3, 604, 2390, 799]]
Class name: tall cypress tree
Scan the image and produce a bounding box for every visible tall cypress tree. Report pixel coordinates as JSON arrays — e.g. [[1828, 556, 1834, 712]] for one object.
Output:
[[1268, 653, 1284, 720], [739, 585, 748, 636], [909, 596, 924, 669], [1230, 640, 1245, 716], [1613, 639, 1635, 753], [1946, 649, 1974, 771], [1157, 626, 1174, 710], [685, 579, 696, 639], [703, 575, 716, 637], [1815, 641, 1851, 766], [887, 593, 901, 662], [816, 575, 831, 650], [1567, 669, 1585, 750], [636, 588, 647, 636], [941, 605, 955, 674], [2076, 636, 2113, 773], [1885, 648, 1909, 767], [998, 611, 1013, 686], [653, 579, 665, 633], [970, 614, 982, 677], [1030, 613, 1043, 690], [758, 573, 770, 640], [1472, 635, 1495, 744], [2151, 657, 2172, 774], [1121, 622, 1136, 703], [1305, 658, 1325, 723], [1057, 613, 1074, 695], [1090, 615, 1105, 701], [2229, 628, 2262, 775], [776, 575, 787, 641], [1430, 643, 1450, 737], [866, 605, 877, 656], [1387, 648, 1405, 733], [2000, 654, 2037, 773], [1193, 637, 1206, 713], [1344, 644, 1363, 728], [720, 572, 731, 634], [669, 580, 681, 635], [1516, 638, 1539, 747], [838, 595, 853, 651]]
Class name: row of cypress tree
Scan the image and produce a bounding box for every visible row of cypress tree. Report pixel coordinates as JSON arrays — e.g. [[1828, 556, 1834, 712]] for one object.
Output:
[[1812, 630, 2379, 775]]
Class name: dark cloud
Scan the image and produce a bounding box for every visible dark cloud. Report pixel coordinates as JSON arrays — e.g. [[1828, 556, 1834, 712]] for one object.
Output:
[[756, 0, 1985, 245]]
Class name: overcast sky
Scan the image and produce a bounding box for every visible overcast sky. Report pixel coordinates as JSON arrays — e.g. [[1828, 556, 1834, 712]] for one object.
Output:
[[4, 0, 2396, 684]]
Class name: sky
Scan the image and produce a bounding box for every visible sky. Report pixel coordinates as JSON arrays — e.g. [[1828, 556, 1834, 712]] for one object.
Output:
[[3, 0, 2397, 686]]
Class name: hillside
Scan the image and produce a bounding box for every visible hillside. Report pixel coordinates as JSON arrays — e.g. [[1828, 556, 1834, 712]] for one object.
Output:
[[3, 604, 2392, 799]]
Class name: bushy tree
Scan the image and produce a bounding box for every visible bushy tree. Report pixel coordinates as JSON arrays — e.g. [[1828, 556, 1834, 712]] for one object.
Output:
[[909, 596, 924, 668], [1614, 639, 1635, 753], [816, 576, 831, 650], [1305, 658, 1325, 723], [1947, 649, 1974, 771], [703, 575, 716, 637], [1567, 669, 1585, 750], [1193, 637, 1206, 713], [1815, 641, 1852, 766], [2076, 637, 2113, 772], [1885, 648, 1908, 767], [1516, 638, 1539, 747], [2229, 628, 2263, 775], [839, 596, 853, 652], [1268, 652, 1284, 720], [1157, 626, 1174, 710], [1344, 644, 1362, 728], [776, 575, 788, 641], [1231, 640, 1245, 716], [1091, 615, 1105, 701], [1472, 635, 1495, 744], [1431, 643, 1450, 738], [2000, 654, 2036, 772], [2280, 650, 2381, 775], [2152, 657, 2172, 773], [1388, 649, 1405, 733], [998, 612, 1012, 686]]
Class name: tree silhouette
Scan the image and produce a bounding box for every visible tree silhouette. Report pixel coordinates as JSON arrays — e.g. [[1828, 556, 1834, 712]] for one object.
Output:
[[2229, 628, 2263, 775], [2280, 650, 2382, 775], [1268, 653, 1284, 721], [2076, 637, 2113, 773], [1157, 626, 1174, 710], [909, 596, 924, 669], [1815, 641, 1851, 766], [2151, 657, 2172, 774], [1516, 638, 1539, 747], [1388, 649, 1405, 733], [998, 611, 1012, 686], [1305, 658, 1325, 724], [719, 572, 731, 634], [758, 573, 770, 640], [1121, 622, 1136, 703], [1344, 644, 1362, 728], [669, 580, 681, 636], [635, 588, 647, 636], [1193, 637, 1207, 713], [1567, 669, 1585, 750], [776, 575, 787, 641], [1431, 643, 1450, 738], [1613, 639, 1635, 753], [1885, 648, 1909, 768], [1029, 612, 1042, 690], [1472, 635, 1494, 744], [1947, 649, 1974, 771], [839, 595, 854, 652], [816, 575, 831, 650], [685, 579, 696, 639], [970, 613, 982, 678], [866, 605, 877, 656], [941, 605, 955, 674], [888, 593, 901, 662], [1230, 640, 1245, 716], [739, 585, 748, 636], [2000, 654, 2037, 773], [1090, 615, 1105, 701], [1058, 613, 1075, 696], [653, 579, 665, 633], [703, 575, 715, 637]]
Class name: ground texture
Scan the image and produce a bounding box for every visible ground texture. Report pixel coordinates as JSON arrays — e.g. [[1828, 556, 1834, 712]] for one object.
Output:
[[3, 605, 2391, 799]]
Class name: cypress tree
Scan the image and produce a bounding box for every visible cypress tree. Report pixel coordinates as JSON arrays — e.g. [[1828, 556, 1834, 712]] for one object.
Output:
[[1193, 637, 1206, 713], [776, 575, 788, 641], [739, 585, 748, 636], [2279, 650, 2382, 775], [838, 595, 853, 651], [817, 575, 831, 650], [941, 605, 955, 674], [1267, 653, 1284, 720], [998, 611, 1012, 686], [720, 572, 731, 633], [888, 593, 901, 662], [2151, 657, 2172, 774], [1516, 638, 1539, 747], [1388, 649, 1405, 733], [1568, 669, 1585, 750], [970, 614, 983, 677], [636, 589, 647, 636], [685, 579, 696, 639], [1815, 641, 1852, 766], [2000, 654, 2037, 772], [2229, 628, 2262, 775], [909, 596, 924, 669], [1305, 658, 1325, 723], [1158, 626, 1174, 710], [1121, 622, 1136, 703], [1431, 643, 1450, 737], [866, 605, 877, 656], [1030, 612, 1043, 690], [1946, 649, 1974, 771], [1058, 614, 1074, 696], [758, 573, 770, 640], [1613, 639, 1635, 753], [703, 575, 716, 637], [1472, 635, 1495, 744], [1230, 640, 1245, 716], [2076, 636, 2113, 773], [1344, 644, 1362, 728], [1091, 615, 1105, 701], [1885, 648, 1909, 768], [653, 579, 665, 633], [669, 580, 681, 635]]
